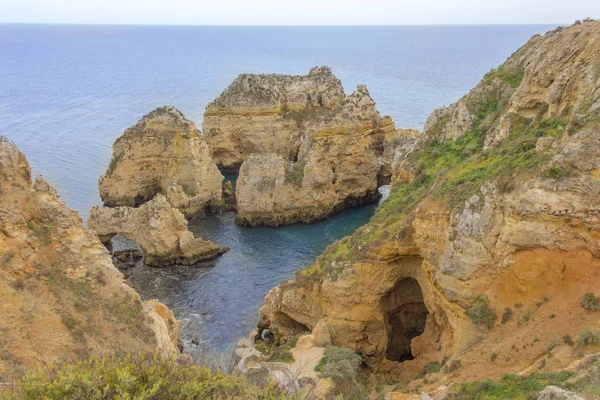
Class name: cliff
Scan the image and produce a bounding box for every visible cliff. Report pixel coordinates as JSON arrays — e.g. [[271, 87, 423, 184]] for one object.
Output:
[[235, 85, 396, 226], [256, 20, 600, 388], [0, 137, 179, 380], [202, 66, 346, 171], [204, 67, 397, 226], [99, 106, 224, 216]]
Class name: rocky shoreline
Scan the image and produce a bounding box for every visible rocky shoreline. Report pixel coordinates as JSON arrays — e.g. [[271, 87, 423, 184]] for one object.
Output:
[[2, 19, 600, 400]]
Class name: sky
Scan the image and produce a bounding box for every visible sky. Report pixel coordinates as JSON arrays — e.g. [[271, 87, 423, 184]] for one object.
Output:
[[1, 0, 599, 25]]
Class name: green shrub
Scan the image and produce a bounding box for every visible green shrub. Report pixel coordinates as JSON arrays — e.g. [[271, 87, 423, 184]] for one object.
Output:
[[314, 346, 362, 383], [466, 295, 497, 330], [501, 307, 513, 324], [416, 361, 442, 379], [578, 327, 600, 347], [1, 354, 289, 399], [60, 313, 77, 330], [545, 165, 570, 179], [268, 344, 294, 363], [563, 335, 575, 346], [580, 293, 599, 311]]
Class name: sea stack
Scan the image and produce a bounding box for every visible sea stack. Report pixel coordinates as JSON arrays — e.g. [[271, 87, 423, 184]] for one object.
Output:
[[99, 106, 224, 217], [203, 67, 398, 226]]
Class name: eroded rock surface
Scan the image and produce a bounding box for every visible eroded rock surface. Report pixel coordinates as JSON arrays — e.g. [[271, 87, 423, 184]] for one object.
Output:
[[99, 106, 224, 216], [222, 77, 396, 226], [256, 20, 600, 385], [203, 66, 346, 171], [0, 136, 179, 379], [88, 194, 227, 267]]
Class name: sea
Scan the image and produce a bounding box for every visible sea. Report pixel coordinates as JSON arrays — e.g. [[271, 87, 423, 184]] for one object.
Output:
[[0, 23, 556, 357]]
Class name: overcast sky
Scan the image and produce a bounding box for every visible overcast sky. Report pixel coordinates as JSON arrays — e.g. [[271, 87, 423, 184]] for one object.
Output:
[[1, 0, 599, 25]]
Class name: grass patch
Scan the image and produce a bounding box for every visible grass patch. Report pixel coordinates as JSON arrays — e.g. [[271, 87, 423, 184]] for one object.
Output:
[[284, 162, 305, 187], [484, 65, 525, 88], [255, 340, 296, 364], [457, 372, 576, 400]]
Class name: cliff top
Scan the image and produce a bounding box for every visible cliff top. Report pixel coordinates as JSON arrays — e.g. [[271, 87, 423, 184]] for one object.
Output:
[[121, 106, 198, 139], [206, 66, 346, 109]]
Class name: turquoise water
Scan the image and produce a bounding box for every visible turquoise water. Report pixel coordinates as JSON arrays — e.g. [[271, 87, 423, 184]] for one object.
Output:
[[126, 189, 387, 355], [0, 24, 557, 354]]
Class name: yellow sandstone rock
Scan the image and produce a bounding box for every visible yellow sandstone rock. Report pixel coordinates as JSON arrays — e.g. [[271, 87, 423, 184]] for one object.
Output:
[[256, 20, 600, 385], [0, 136, 179, 380], [99, 106, 224, 217]]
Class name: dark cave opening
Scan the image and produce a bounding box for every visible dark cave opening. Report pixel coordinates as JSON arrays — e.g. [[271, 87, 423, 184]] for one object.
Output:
[[383, 277, 429, 362]]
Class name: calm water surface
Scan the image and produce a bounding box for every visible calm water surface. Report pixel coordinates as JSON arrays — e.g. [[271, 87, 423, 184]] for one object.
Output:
[[0, 24, 557, 354]]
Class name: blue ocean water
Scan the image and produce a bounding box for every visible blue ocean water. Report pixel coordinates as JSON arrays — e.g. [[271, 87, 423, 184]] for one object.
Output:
[[0, 24, 556, 355]]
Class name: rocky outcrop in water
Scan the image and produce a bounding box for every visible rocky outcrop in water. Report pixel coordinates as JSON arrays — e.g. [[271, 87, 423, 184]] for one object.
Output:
[[0, 136, 179, 379], [88, 194, 227, 267], [202, 66, 346, 171], [99, 106, 224, 217], [256, 20, 600, 387], [206, 69, 397, 226]]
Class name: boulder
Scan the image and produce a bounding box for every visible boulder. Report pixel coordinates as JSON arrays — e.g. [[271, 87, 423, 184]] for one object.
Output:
[[537, 386, 584, 400]]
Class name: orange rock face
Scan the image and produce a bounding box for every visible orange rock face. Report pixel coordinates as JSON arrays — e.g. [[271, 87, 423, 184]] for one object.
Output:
[[256, 20, 600, 385], [0, 137, 179, 380]]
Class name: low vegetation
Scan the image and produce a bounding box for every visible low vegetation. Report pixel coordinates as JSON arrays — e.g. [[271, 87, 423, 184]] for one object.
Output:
[[580, 293, 599, 311], [0, 354, 290, 400], [466, 295, 497, 330], [457, 372, 576, 399], [284, 162, 305, 187], [315, 346, 363, 397], [578, 327, 600, 347], [501, 307, 513, 324], [255, 337, 297, 364], [416, 361, 442, 378]]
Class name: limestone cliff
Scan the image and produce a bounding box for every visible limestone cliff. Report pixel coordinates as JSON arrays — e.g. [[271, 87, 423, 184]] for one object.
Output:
[[99, 106, 224, 216], [0, 137, 179, 380], [88, 195, 227, 267], [256, 20, 600, 386], [230, 82, 396, 226], [202, 66, 346, 171]]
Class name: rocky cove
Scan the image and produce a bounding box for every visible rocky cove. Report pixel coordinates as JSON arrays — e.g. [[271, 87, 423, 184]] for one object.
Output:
[[2, 20, 600, 399]]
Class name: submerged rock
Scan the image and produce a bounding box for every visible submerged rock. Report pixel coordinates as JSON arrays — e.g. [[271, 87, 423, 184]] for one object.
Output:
[[256, 20, 600, 385], [0, 136, 179, 378], [99, 106, 224, 216], [88, 194, 227, 267]]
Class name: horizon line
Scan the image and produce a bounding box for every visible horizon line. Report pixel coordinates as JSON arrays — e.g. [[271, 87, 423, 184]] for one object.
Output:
[[0, 21, 568, 27]]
